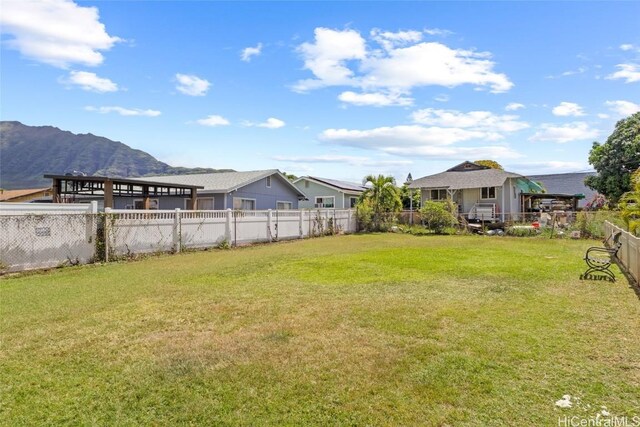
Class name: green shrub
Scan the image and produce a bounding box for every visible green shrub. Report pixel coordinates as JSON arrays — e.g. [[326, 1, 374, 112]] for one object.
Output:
[[420, 201, 458, 234]]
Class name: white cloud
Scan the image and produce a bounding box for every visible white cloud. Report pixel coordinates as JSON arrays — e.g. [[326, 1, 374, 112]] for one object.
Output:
[[508, 161, 589, 174], [597, 113, 610, 119], [530, 122, 599, 143], [547, 67, 587, 79], [424, 28, 453, 37], [320, 125, 486, 147], [0, 0, 121, 68], [64, 71, 118, 92], [552, 102, 586, 117], [606, 64, 640, 83], [293, 27, 513, 97], [272, 154, 412, 167], [434, 94, 450, 102], [175, 73, 211, 96], [411, 109, 529, 133], [371, 28, 423, 51], [85, 106, 161, 117], [241, 43, 263, 62], [338, 91, 413, 107], [620, 44, 639, 52], [242, 117, 286, 129], [605, 100, 640, 116], [505, 102, 525, 111], [195, 115, 230, 127], [293, 27, 367, 92]]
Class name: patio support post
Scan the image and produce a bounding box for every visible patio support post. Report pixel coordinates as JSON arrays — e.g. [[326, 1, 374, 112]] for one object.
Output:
[[104, 180, 114, 209]]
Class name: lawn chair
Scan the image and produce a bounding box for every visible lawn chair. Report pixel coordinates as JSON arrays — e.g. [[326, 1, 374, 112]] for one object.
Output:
[[580, 232, 622, 282]]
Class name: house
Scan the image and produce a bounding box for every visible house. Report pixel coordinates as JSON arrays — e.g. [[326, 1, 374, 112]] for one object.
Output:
[[136, 169, 307, 210], [293, 176, 366, 209], [0, 187, 51, 203], [526, 172, 597, 208], [409, 161, 541, 221]]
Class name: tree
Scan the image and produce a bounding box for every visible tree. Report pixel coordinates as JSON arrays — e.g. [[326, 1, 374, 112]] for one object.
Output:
[[619, 168, 640, 236], [399, 184, 421, 210], [585, 112, 640, 204], [474, 160, 504, 170], [357, 174, 401, 231], [282, 172, 297, 181]]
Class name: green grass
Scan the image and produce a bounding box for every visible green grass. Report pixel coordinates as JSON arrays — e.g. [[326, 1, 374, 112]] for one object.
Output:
[[1, 234, 639, 425]]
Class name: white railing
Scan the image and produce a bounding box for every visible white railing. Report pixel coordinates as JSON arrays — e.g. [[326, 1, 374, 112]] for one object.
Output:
[[468, 203, 497, 221], [604, 221, 640, 285]]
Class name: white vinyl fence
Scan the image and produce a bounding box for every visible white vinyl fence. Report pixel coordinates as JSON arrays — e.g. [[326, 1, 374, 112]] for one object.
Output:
[[105, 208, 356, 259], [604, 221, 640, 285], [0, 204, 356, 272], [0, 202, 98, 273]]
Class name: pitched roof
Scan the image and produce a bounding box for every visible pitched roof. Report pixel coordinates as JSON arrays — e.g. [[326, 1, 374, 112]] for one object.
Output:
[[139, 169, 306, 196], [0, 188, 50, 202], [527, 172, 597, 207], [295, 176, 366, 193], [409, 162, 522, 190]]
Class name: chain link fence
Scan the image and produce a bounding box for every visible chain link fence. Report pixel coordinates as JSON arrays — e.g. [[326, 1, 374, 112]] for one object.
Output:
[[0, 213, 98, 273]]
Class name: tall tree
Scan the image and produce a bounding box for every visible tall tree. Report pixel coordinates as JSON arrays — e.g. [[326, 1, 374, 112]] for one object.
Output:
[[474, 160, 504, 170], [585, 112, 640, 204]]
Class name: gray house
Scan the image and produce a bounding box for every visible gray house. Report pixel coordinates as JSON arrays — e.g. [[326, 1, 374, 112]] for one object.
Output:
[[293, 176, 366, 209], [409, 161, 540, 221], [128, 170, 307, 210], [527, 172, 597, 208]]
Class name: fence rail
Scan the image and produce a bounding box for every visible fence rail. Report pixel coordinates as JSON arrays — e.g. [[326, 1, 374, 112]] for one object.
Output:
[[0, 205, 356, 273], [604, 221, 640, 285]]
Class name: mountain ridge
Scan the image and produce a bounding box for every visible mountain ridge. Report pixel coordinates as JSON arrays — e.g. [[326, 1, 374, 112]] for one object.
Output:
[[0, 121, 233, 189]]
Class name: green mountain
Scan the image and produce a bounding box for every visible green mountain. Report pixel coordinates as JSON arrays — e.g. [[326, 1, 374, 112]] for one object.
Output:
[[0, 121, 233, 189]]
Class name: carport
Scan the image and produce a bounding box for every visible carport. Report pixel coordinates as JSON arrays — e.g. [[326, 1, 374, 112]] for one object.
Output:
[[45, 174, 203, 210]]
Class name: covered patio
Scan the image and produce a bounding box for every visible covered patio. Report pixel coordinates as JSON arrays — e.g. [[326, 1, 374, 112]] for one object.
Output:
[[45, 174, 203, 210]]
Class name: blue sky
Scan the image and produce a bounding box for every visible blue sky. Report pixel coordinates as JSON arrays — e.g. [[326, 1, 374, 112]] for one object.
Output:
[[1, 1, 639, 183]]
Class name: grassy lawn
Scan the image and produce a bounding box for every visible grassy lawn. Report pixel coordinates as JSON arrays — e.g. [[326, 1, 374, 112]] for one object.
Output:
[[1, 234, 639, 425]]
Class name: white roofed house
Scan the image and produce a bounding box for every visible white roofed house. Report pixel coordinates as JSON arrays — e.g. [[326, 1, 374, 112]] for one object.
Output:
[[408, 161, 541, 222], [293, 176, 366, 209]]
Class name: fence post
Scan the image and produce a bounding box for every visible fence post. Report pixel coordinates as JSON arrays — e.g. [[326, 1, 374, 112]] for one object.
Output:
[[348, 209, 352, 233], [299, 209, 304, 239], [267, 209, 273, 242], [225, 209, 232, 244], [104, 207, 111, 262], [174, 208, 181, 253]]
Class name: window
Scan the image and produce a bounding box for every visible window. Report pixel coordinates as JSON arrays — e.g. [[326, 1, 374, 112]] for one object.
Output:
[[315, 196, 335, 208], [430, 189, 447, 200], [481, 187, 496, 199], [350, 197, 358, 208], [233, 197, 256, 210], [266, 176, 271, 188], [305, 181, 309, 188], [133, 199, 159, 209], [276, 201, 292, 210], [184, 197, 214, 210]]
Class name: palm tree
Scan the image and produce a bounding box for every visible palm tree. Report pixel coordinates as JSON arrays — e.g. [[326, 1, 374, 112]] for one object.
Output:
[[359, 174, 402, 230]]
